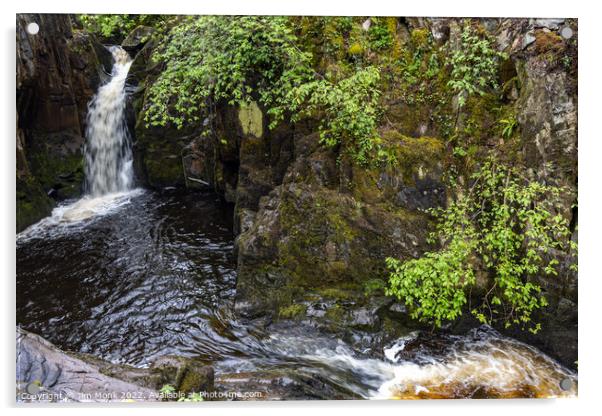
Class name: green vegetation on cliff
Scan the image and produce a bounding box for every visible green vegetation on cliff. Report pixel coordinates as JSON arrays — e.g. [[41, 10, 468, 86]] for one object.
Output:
[[144, 16, 313, 130], [284, 66, 383, 165], [79, 14, 166, 42], [386, 157, 577, 333], [447, 26, 507, 107], [139, 16, 387, 166]]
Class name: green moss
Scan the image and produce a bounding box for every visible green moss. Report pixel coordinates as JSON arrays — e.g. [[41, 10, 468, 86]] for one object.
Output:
[[457, 92, 503, 149], [324, 304, 346, 322], [143, 143, 184, 187], [16, 176, 53, 232], [385, 17, 402, 59], [175, 365, 209, 394], [348, 42, 364, 56], [278, 303, 308, 319], [410, 28, 430, 48], [276, 188, 362, 288], [381, 131, 445, 183], [238, 101, 263, 138], [317, 287, 356, 301], [27, 136, 85, 200], [351, 167, 384, 204]]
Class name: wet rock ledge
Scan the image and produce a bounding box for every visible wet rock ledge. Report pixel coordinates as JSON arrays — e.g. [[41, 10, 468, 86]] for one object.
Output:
[[16, 328, 214, 403]]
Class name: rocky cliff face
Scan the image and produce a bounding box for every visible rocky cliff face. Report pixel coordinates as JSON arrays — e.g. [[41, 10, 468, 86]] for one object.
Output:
[[103, 17, 578, 367], [16, 14, 112, 231], [499, 18, 578, 366]]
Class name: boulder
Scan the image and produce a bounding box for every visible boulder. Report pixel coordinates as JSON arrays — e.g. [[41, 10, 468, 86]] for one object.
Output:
[[122, 25, 154, 56], [151, 355, 214, 394], [16, 328, 157, 402]]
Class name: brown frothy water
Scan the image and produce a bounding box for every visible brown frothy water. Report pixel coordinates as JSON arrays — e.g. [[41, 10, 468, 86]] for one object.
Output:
[[376, 329, 577, 399]]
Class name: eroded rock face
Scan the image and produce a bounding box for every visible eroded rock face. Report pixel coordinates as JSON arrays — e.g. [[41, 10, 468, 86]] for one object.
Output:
[[16, 328, 157, 402], [506, 21, 578, 367], [16, 328, 216, 402], [16, 14, 112, 231]]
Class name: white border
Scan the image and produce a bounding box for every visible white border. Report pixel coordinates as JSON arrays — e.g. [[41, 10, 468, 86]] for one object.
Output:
[[2, 1, 600, 415]]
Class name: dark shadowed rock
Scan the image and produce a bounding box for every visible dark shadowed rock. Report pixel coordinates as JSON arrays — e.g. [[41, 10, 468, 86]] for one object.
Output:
[[122, 25, 154, 56]]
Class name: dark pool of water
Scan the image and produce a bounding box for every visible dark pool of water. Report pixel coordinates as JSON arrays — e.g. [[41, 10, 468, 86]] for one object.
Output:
[[17, 189, 237, 366]]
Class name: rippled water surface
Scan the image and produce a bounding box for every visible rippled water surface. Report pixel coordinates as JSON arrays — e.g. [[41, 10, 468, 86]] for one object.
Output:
[[16, 189, 577, 399], [17, 189, 236, 366]]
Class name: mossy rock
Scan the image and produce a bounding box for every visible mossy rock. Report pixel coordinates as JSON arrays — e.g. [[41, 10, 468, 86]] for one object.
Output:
[[122, 25, 154, 56], [278, 303, 308, 320], [316, 287, 358, 302], [26, 131, 85, 200], [134, 124, 193, 188], [236, 181, 434, 318], [381, 131, 445, 181], [348, 42, 364, 56], [238, 101, 263, 139], [176, 364, 214, 394], [150, 356, 214, 394], [16, 176, 53, 232], [350, 131, 446, 211], [534, 30, 565, 55]]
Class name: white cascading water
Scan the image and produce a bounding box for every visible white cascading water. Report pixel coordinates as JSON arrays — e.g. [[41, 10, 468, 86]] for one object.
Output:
[[17, 46, 140, 241], [84, 46, 134, 196], [214, 326, 577, 399]]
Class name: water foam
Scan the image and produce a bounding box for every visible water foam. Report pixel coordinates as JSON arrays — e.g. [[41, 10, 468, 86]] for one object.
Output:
[[373, 328, 577, 399], [17, 189, 144, 242]]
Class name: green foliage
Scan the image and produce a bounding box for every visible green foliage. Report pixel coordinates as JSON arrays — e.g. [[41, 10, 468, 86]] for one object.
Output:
[[159, 384, 176, 395], [452, 146, 468, 158], [399, 31, 437, 87], [499, 117, 518, 139], [283, 67, 383, 165], [561, 55, 573, 70], [145, 16, 313, 130], [178, 392, 204, 402], [158, 384, 177, 401], [145, 16, 385, 165], [368, 20, 393, 50], [78, 14, 161, 41], [447, 25, 507, 107], [386, 234, 477, 328], [386, 157, 576, 332]]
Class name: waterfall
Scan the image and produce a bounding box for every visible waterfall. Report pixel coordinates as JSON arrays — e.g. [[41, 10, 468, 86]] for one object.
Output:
[[17, 46, 141, 239], [84, 46, 134, 196]]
